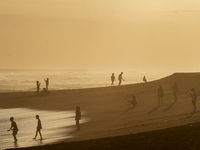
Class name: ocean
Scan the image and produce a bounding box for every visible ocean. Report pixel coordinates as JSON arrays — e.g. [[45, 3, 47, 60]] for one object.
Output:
[[0, 69, 169, 93]]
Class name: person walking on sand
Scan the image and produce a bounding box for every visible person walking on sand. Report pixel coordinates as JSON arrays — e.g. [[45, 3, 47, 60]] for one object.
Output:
[[44, 78, 49, 91], [157, 85, 164, 105], [118, 72, 125, 85], [189, 88, 198, 113], [7, 117, 18, 143], [36, 81, 41, 95], [33, 115, 43, 140], [75, 106, 81, 130], [172, 82, 178, 103], [111, 73, 116, 86]]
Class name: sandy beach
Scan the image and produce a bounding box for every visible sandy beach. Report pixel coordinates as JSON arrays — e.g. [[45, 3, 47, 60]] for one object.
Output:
[[1, 73, 200, 149]]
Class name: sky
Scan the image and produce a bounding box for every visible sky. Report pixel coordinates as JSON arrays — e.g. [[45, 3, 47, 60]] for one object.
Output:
[[1, 0, 200, 72]]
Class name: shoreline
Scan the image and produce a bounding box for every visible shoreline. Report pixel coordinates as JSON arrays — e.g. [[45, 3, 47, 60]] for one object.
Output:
[[2, 72, 200, 149]]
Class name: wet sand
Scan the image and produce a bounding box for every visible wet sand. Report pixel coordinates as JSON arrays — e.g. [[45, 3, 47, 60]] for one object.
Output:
[[1, 73, 200, 149]]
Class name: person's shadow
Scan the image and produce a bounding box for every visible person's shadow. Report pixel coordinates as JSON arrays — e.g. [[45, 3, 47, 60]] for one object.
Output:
[[185, 112, 195, 119], [148, 105, 159, 114], [163, 102, 175, 112]]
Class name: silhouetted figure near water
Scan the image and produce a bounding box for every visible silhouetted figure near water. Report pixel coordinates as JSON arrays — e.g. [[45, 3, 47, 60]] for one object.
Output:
[[129, 95, 137, 108], [111, 73, 116, 86], [75, 106, 81, 130], [172, 82, 178, 103], [157, 85, 164, 105], [33, 115, 43, 140], [41, 88, 49, 95], [189, 88, 198, 113], [44, 78, 49, 91], [36, 81, 41, 95], [118, 72, 124, 85], [7, 117, 18, 143], [143, 76, 147, 83]]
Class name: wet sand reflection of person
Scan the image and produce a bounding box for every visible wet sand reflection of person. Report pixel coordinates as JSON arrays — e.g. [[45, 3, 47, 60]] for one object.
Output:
[[7, 117, 18, 143], [75, 106, 81, 131], [33, 115, 43, 140]]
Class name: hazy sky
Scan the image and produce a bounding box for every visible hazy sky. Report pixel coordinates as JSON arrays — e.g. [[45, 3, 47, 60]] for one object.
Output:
[[1, 0, 200, 72]]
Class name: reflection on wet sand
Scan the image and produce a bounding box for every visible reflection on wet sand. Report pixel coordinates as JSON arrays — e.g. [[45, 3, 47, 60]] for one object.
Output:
[[0, 108, 88, 149]]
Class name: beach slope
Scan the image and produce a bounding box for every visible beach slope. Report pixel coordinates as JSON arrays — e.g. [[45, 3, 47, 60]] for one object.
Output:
[[1, 73, 200, 149]]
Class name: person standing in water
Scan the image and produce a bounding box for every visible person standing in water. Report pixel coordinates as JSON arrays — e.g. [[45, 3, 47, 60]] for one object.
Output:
[[33, 115, 43, 140], [118, 72, 125, 85], [157, 85, 164, 105], [111, 73, 116, 86], [75, 106, 81, 130], [7, 117, 18, 143], [36, 81, 41, 95], [44, 78, 49, 91], [172, 82, 178, 103], [189, 88, 198, 113]]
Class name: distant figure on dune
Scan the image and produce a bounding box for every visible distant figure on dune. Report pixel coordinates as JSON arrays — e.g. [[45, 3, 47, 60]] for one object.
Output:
[[172, 82, 178, 103], [189, 88, 198, 113], [44, 78, 49, 91], [157, 85, 164, 105], [7, 117, 18, 143], [75, 106, 81, 131], [36, 81, 41, 95], [111, 73, 116, 86], [143, 76, 147, 83], [33, 115, 43, 140], [118, 72, 125, 85], [129, 95, 137, 108]]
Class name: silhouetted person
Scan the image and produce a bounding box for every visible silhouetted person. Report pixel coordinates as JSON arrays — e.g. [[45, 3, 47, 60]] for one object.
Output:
[[111, 73, 116, 86], [118, 72, 124, 85], [7, 117, 18, 143], [75, 106, 81, 130], [129, 95, 137, 108], [33, 115, 43, 140], [41, 88, 48, 95], [44, 78, 49, 91], [143, 76, 147, 83], [157, 85, 164, 105], [189, 88, 198, 113], [36, 81, 41, 95], [172, 82, 178, 103]]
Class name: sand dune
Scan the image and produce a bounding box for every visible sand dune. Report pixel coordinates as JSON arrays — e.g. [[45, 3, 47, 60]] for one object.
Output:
[[1, 73, 200, 149]]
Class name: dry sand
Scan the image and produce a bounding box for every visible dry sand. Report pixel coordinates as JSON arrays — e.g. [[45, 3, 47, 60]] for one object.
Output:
[[2, 73, 200, 149]]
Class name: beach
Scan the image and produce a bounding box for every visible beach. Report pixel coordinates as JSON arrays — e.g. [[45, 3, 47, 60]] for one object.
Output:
[[1, 73, 200, 149]]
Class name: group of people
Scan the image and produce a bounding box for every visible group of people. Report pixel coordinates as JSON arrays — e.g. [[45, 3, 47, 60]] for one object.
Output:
[[157, 82, 198, 113], [111, 72, 125, 86], [7, 106, 81, 143], [7, 115, 42, 143], [36, 78, 49, 95]]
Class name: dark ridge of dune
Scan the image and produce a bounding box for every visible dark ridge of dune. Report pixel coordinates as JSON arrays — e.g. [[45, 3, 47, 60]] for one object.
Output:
[[12, 121, 200, 150]]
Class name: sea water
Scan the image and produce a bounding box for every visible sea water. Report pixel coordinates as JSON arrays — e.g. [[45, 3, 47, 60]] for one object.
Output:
[[0, 108, 89, 149], [0, 69, 168, 93]]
